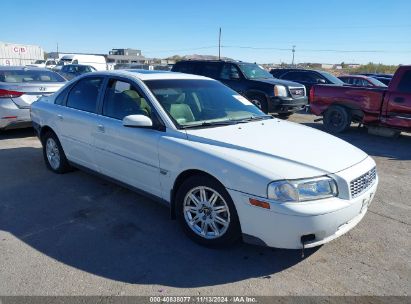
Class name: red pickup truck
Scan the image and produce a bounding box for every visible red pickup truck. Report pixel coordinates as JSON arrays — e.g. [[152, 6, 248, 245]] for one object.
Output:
[[310, 65, 411, 135]]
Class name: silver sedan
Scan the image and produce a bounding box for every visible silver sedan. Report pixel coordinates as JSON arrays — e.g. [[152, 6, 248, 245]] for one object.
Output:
[[0, 66, 66, 130]]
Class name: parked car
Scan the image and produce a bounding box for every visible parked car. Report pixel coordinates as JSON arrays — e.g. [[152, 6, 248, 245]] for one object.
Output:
[[338, 75, 387, 87], [360, 73, 394, 78], [31, 70, 378, 249], [310, 65, 411, 134], [172, 60, 307, 118], [0, 66, 66, 130], [368, 76, 392, 86], [58, 64, 97, 80], [27, 59, 57, 69], [58, 55, 107, 71], [270, 68, 345, 101]]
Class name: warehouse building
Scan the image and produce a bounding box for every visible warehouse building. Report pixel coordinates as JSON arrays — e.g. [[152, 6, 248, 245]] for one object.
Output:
[[0, 42, 44, 66]]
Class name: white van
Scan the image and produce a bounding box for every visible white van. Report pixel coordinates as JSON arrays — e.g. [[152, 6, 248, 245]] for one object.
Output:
[[59, 55, 107, 71]]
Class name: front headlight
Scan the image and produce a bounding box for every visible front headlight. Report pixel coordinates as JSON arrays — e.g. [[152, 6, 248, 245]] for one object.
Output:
[[274, 85, 288, 97], [267, 177, 338, 202]]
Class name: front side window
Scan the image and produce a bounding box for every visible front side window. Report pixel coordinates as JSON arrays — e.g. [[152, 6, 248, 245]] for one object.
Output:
[[237, 63, 272, 79], [66, 77, 103, 113], [144, 79, 266, 128], [102, 79, 152, 120], [220, 64, 241, 80], [319, 71, 345, 85]]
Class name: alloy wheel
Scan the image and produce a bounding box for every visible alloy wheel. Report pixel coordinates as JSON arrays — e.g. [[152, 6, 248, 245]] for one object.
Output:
[[183, 186, 231, 239]]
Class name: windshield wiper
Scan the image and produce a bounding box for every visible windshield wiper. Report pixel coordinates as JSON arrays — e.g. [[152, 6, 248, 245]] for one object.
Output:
[[180, 120, 238, 129], [234, 115, 273, 123]]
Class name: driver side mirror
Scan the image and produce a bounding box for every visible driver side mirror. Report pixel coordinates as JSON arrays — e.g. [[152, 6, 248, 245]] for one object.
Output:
[[123, 114, 153, 128], [317, 78, 326, 84]]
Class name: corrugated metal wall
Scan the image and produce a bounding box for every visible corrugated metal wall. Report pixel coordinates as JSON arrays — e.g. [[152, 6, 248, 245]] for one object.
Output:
[[0, 42, 45, 66]]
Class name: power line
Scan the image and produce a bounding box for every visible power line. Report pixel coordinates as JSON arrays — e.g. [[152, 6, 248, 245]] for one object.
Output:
[[221, 45, 411, 53]]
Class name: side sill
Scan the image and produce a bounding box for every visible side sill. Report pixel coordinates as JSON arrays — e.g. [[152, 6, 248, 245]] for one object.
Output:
[[68, 161, 170, 208]]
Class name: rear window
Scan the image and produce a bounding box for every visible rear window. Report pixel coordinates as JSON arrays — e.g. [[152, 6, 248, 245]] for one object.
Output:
[[0, 69, 66, 83], [398, 71, 411, 93]]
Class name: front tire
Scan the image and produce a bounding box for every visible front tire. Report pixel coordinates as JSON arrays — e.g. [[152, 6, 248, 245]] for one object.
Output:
[[277, 112, 292, 119], [323, 105, 352, 133], [249, 94, 268, 113], [176, 175, 241, 247], [42, 131, 71, 173]]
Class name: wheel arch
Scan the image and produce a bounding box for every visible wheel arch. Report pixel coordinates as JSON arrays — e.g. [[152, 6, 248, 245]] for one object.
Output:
[[170, 169, 227, 219], [39, 125, 57, 143], [322, 102, 364, 121]]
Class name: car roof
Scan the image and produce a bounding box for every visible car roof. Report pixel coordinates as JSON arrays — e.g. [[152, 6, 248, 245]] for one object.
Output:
[[339, 75, 368, 79], [91, 69, 212, 81], [271, 68, 322, 73], [0, 66, 53, 71], [176, 59, 250, 64]]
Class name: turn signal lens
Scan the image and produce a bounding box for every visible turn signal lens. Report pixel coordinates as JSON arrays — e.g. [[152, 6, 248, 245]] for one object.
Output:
[[249, 198, 270, 209]]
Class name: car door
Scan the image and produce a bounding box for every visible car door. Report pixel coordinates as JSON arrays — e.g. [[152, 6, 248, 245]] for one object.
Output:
[[93, 77, 162, 197], [56, 76, 104, 171], [218, 63, 247, 95], [384, 70, 411, 128]]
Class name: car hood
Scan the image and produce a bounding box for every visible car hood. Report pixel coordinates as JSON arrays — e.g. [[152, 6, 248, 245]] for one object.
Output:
[[251, 77, 304, 87], [184, 118, 368, 180]]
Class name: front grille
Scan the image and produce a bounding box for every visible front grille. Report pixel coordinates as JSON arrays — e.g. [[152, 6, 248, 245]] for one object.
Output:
[[350, 167, 377, 198], [289, 87, 305, 98]]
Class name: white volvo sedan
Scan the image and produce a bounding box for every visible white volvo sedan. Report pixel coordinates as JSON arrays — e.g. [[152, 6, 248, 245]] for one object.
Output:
[[30, 70, 378, 249]]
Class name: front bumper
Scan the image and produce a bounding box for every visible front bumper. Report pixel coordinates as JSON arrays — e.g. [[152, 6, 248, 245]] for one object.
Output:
[[268, 96, 308, 114], [0, 99, 31, 130], [229, 157, 378, 249]]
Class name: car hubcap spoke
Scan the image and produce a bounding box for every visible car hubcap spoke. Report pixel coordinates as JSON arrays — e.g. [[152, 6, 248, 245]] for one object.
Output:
[[46, 138, 60, 170], [183, 186, 231, 239]]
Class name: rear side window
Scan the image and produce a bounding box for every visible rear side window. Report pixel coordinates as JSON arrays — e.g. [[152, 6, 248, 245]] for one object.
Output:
[[199, 63, 220, 78], [66, 77, 103, 113], [0, 69, 66, 83], [55, 84, 73, 106], [398, 71, 411, 93], [172, 62, 199, 74]]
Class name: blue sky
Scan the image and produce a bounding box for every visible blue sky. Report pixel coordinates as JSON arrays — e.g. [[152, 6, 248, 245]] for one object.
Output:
[[1, 0, 410, 64]]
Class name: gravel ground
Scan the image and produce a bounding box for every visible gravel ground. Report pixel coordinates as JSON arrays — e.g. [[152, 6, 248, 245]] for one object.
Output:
[[0, 113, 410, 296]]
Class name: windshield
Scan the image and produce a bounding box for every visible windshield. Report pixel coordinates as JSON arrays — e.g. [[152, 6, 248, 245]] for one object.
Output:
[[319, 71, 345, 85], [237, 63, 273, 79], [144, 79, 267, 128], [34, 60, 45, 64], [367, 77, 388, 87], [0, 69, 66, 83]]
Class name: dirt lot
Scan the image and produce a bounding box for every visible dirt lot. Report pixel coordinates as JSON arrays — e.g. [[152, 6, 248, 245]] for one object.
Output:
[[0, 113, 410, 296]]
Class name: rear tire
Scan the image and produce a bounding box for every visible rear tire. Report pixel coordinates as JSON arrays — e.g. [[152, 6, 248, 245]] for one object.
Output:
[[323, 105, 351, 133], [42, 131, 71, 174], [176, 175, 241, 248]]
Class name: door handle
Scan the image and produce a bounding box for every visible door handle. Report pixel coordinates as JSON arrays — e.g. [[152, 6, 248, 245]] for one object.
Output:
[[57, 114, 63, 120], [394, 97, 405, 103], [97, 125, 105, 132]]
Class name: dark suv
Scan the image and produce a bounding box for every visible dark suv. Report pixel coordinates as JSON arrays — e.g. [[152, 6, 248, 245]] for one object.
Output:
[[270, 68, 344, 101], [172, 60, 307, 117]]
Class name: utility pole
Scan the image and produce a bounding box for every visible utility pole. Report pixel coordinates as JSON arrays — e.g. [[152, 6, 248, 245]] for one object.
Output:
[[292, 45, 296, 66], [218, 27, 221, 60]]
